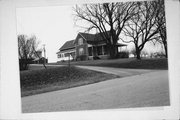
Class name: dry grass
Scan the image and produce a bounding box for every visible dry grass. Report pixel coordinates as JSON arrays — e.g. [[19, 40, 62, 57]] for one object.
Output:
[[20, 66, 119, 97], [50, 58, 168, 70]]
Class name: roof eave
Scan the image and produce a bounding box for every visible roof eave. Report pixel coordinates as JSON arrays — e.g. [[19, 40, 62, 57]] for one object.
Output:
[[60, 47, 75, 51]]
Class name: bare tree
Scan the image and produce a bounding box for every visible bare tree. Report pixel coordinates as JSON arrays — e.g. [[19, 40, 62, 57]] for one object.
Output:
[[154, 0, 167, 58], [73, 2, 137, 58], [18, 34, 46, 70], [18, 34, 36, 60], [29, 35, 47, 69], [121, 1, 163, 59]]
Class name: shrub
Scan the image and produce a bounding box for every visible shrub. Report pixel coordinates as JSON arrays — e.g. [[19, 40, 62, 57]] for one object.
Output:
[[154, 52, 166, 58], [19, 59, 34, 71], [76, 55, 87, 61], [117, 51, 129, 58], [93, 56, 100, 60]]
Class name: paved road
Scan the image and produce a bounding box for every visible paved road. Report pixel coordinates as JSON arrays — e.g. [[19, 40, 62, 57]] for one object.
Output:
[[22, 66, 169, 113]]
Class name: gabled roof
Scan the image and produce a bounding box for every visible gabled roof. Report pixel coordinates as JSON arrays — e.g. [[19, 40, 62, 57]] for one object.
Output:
[[59, 40, 75, 51], [79, 31, 111, 43], [79, 32, 95, 41], [94, 31, 111, 41], [58, 31, 127, 52]]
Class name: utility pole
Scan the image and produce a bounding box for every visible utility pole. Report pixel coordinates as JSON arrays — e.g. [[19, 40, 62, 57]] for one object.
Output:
[[43, 44, 46, 59], [43, 44, 46, 64]]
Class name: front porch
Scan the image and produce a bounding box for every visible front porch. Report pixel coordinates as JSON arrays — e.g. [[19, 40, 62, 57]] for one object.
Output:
[[87, 43, 127, 60]]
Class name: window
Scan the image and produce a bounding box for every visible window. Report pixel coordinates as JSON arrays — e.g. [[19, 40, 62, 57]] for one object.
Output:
[[62, 54, 64, 58], [58, 54, 63, 58], [78, 38, 83, 45], [61, 54, 63, 58], [64, 53, 69, 57], [79, 48, 84, 55], [57, 54, 60, 58]]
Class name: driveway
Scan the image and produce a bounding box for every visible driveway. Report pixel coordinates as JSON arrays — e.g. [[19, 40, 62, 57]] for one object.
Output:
[[77, 66, 154, 77], [22, 65, 169, 113], [30, 64, 154, 77]]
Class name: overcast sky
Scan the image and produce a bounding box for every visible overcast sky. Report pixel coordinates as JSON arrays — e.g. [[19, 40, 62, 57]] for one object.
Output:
[[16, 5, 81, 62], [16, 4, 164, 63]]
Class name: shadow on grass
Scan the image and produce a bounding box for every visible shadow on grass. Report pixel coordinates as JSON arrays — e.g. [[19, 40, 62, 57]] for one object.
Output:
[[20, 66, 119, 97]]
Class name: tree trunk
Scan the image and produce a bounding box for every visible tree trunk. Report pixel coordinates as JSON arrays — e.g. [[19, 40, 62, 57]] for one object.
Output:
[[108, 44, 117, 59], [136, 49, 141, 60], [162, 40, 168, 58]]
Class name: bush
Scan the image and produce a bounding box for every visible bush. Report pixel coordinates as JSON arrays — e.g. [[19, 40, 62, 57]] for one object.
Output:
[[93, 56, 100, 60], [116, 51, 129, 58], [150, 52, 166, 58], [76, 55, 87, 61], [155, 52, 166, 58], [19, 59, 34, 71]]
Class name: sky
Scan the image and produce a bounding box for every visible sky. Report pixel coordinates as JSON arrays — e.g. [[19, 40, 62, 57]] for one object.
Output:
[[16, 5, 80, 62], [16, 4, 164, 63]]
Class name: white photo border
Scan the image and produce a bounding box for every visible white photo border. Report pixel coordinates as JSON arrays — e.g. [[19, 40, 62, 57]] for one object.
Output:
[[0, 0, 179, 119]]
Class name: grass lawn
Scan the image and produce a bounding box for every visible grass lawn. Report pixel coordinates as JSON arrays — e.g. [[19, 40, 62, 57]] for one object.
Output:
[[20, 66, 119, 97], [28, 65, 58, 70], [49, 58, 168, 70]]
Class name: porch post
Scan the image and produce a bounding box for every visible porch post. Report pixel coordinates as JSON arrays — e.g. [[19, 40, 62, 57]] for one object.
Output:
[[102, 45, 104, 55], [92, 46, 94, 56]]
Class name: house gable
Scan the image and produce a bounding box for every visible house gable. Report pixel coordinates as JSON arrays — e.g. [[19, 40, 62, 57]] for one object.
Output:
[[74, 33, 89, 59], [74, 33, 85, 45], [74, 33, 95, 45], [74, 32, 111, 45]]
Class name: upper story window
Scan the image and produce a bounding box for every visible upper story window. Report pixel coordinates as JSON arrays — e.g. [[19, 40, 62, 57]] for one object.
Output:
[[79, 48, 84, 55], [78, 38, 83, 45]]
